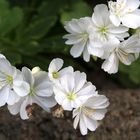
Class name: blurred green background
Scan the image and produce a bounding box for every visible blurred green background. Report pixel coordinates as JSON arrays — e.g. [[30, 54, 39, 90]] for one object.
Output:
[[0, 0, 140, 88]]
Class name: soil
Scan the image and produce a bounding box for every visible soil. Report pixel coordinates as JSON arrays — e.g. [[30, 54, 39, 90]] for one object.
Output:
[[0, 88, 140, 140]]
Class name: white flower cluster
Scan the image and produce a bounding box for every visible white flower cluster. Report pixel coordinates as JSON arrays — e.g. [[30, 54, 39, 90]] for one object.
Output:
[[0, 55, 109, 135], [64, 0, 140, 74]]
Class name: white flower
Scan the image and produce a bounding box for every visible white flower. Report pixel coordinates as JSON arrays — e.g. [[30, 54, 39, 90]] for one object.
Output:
[[0, 54, 6, 59], [102, 34, 140, 74], [73, 95, 109, 135], [53, 71, 96, 111], [88, 4, 129, 58], [0, 58, 29, 106], [63, 17, 93, 62], [91, 4, 129, 42], [8, 67, 57, 120], [109, 0, 140, 29], [48, 58, 73, 82]]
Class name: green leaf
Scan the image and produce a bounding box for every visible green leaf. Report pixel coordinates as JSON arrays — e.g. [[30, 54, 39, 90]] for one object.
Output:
[[17, 40, 42, 56], [119, 59, 140, 85], [22, 1, 64, 40], [0, 0, 8, 10], [60, 1, 92, 24], [40, 35, 70, 54], [4, 52, 22, 65], [22, 55, 50, 70], [0, 2, 23, 36], [23, 16, 57, 39]]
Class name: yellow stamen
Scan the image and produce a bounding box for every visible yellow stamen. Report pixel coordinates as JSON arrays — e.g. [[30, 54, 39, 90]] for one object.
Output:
[[67, 92, 77, 101], [6, 75, 13, 86], [52, 71, 59, 79], [82, 106, 95, 118]]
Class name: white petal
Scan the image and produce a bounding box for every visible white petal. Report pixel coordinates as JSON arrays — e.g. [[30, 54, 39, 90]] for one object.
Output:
[[0, 86, 9, 106], [88, 46, 104, 57], [102, 52, 119, 74], [74, 71, 86, 93], [34, 95, 57, 110], [126, 0, 140, 11], [83, 45, 90, 62], [20, 97, 30, 120], [108, 25, 128, 34], [92, 4, 110, 26], [13, 68, 22, 81], [91, 109, 107, 120], [76, 83, 96, 105], [78, 17, 93, 32], [122, 35, 140, 53], [85, 95, 109, 109], [63, 34, 83, 45], [36, 87, 53, 97], [13, 81, 30, 96], [0, 58, 13, 75], [53, 86, 66, 104], [59, 66, 74, 77], [55, 94, 65, 106], [73, 114, 80, 129], [79, 114, 88, 135], [109, 14, 120, 26], [34, 71, 49, 86], [62, 99, 72, 111], [0, 54, 6, 59], [64, 19, 83, 34], [7, 90, 20, 105], [77, 82, 96, 96], [73, 108, 80, 118], [70, 100, 81, 108], [70, 40, 86, 58], [113, 32, 129, 41], [22, 67, 34, 86], [87, 39, 104, 57], [94, 101, 110, 109], [100, 40, 119, 59], [84, 115, 98, 131], [35, 81, 53, 97], [8, 99, 23, 115], [34, 71, 53, 97], [121, 13, 140, 29], [48, 58, 63, 73], [117, 50, 135, 65], [60, 74, 74, 93]]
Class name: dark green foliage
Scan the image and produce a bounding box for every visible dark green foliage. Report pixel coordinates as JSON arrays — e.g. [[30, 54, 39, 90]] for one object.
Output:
[[119, 59, 140, 87], [0, 0, 92, 68]]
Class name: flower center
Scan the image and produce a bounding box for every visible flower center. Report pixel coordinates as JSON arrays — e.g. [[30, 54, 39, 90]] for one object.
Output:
[[80, 33, 89, 42], [82, 106, 95, 118], [29, 87, 35, 96], [6, 75, 13, 86], [99, 26, 108, 35], [83, 33, 89, 39], [109, 1, 133, 17], [67, 92, 77, 101], [116, 48, 129, 62], [52, 71, 59, 79]]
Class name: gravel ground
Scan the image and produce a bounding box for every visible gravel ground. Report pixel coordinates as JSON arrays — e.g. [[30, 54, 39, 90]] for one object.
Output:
[[0, 89, 140, 140]]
